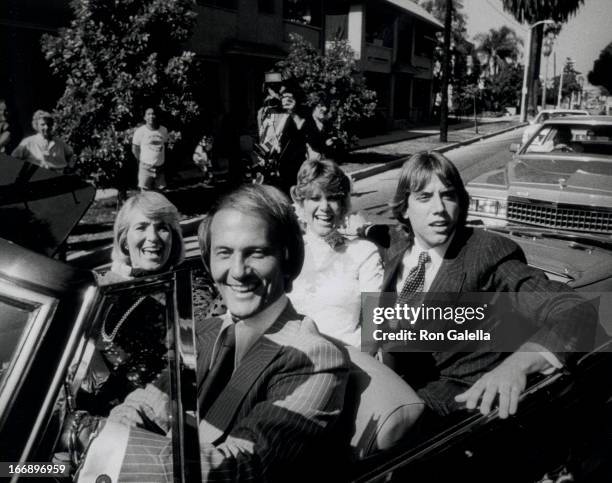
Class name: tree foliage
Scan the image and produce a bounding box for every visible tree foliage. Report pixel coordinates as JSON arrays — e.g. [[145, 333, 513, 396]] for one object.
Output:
[[276, 34, 376, 152], [418, 0, 480, 115], [482, 64, 524, 111], [41, 0, 200, 188], [588, 42, 612, 94], [475, 26, 523, 78], [501, 0, 584, 23], [502, 0, 584, 115]]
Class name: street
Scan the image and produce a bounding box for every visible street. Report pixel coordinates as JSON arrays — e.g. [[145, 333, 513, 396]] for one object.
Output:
[[351, 127, 523, 224]]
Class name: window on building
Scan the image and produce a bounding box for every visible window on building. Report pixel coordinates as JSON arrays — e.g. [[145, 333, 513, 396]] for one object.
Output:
[[325, 3, 348, 41], [414, 23, 436, 58], [259, 0, 275, 14], [199, 0, 238, 10], [365, 7, 394, 48], [397, 19, 413, 63], [283, 0, 322, 27]]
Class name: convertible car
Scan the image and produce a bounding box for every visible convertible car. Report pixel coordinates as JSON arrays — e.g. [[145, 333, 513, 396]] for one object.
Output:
[[1, 153, 611, 483]]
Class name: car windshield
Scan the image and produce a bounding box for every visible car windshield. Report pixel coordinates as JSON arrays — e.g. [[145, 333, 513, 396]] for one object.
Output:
[[524, 124, 612, 156]]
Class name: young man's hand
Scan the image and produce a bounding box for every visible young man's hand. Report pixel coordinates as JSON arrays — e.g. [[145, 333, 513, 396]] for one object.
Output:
[[454, 350, 552, 418]]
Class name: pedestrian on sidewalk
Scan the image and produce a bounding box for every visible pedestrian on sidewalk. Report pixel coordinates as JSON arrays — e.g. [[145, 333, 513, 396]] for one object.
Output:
[[12, 110, 74, 173], [305, 98, 337, 161], [192, 134, 214, 186], [0, 99, 11, 153], [132, 106, 169, 191]]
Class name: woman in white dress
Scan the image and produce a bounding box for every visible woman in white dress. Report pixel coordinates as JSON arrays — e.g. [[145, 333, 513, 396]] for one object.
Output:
[[290, 159, 383, 348]]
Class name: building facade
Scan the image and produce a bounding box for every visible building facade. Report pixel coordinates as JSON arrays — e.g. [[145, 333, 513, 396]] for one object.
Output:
[[1, 0, 442, 138], [191, 0, 442, 130]]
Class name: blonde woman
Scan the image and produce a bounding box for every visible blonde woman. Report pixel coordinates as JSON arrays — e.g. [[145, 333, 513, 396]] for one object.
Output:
[[80, 192, 184, 415], [290, 159, 383, 347]]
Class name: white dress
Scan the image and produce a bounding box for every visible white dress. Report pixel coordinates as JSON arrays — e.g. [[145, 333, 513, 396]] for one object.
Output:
[[290, 230, 384, 348]]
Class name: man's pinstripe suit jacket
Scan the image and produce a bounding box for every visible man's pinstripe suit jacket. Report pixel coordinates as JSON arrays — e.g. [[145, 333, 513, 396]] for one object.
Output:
[[106, 302, 349, 482], [382, 225, 593, 417]]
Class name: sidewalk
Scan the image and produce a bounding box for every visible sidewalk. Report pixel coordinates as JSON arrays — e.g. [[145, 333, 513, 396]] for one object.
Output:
[[355, 115, 519, 150]]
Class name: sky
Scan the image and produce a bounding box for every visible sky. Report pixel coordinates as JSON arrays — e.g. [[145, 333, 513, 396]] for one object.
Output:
[[461, 0, 612, 86]]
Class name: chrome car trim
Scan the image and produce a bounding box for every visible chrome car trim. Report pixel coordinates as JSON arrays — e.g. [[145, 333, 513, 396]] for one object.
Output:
[[174, 268, 201, 481], [355, 372, 568, 483], [14, 284, 100, 478], [507, 197, 612, 233], [0, 281, 58, 421]]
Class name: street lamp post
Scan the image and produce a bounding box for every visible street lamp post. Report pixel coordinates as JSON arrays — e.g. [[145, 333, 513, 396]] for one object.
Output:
[[541, 30, 555, 110], [520, 19, 556, 122]]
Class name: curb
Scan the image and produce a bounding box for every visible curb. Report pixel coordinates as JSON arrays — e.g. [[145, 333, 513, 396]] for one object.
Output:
[[354, 118, 519, 150], [434, 122, 527, 154], [350, 122, 527, 181]]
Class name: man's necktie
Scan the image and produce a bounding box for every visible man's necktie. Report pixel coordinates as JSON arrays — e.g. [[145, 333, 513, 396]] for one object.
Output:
[[397, 251, 431, 305], [198, 323, 236, 418]]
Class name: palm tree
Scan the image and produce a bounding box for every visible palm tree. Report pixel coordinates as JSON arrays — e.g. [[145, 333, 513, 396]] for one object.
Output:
[[501, 0, 584, 24], [501, 0, 585, 114], [475, 26, 523, 78]]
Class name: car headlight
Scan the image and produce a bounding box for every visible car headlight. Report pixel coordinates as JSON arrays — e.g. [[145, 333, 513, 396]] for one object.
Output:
[[468, 197, 507, 218]]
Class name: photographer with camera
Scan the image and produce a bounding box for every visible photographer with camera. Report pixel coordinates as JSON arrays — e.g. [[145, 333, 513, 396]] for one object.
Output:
[[256, 74, 318, 193]]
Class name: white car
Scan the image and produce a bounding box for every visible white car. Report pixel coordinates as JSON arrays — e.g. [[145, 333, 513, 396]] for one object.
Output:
[[522, 109, 588, 145]]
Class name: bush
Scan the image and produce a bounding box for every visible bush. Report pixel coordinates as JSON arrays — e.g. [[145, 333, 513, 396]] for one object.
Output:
[[276, 34, 377, 154], [42, 0, 200, 189]]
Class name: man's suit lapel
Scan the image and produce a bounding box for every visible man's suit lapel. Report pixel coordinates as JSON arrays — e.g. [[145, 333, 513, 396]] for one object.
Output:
[[199, 304, 297, 444], [196, 317, 224, 392], [428, 229, 468, 294], [384, 227, 468, 295]]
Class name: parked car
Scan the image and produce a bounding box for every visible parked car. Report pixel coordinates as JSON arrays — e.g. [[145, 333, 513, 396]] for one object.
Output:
[[1, 153, 611, 483], [469, 116, 612, 235], [522, 109, 589, 145], [521, 109, 589, 144]]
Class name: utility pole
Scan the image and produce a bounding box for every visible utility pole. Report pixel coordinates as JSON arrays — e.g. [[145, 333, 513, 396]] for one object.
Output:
[[557, 58, 567, 108], [541, 56, 550, 110], [541, 27, 556, 110], [439, 0, 452, 142], [473, 89, 478, 134], [520, 19, 555, 122], [557, 67, 564, 108]]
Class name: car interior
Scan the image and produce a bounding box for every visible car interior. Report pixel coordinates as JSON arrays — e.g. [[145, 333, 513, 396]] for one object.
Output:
[[525, 124, 612, 155]]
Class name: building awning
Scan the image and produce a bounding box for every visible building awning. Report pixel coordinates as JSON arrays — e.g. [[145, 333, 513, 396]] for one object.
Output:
[[221, 40, 287, 60], [383, 0, 444, 29]]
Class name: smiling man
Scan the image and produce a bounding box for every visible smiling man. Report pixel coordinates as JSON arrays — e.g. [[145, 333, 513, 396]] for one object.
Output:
[[132, 106, 169, 191], [381, 152, 593, 421], [78, 184, 349, 483]]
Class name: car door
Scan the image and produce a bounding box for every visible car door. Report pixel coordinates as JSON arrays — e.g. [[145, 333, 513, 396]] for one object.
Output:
[[62, 266, 201, 482], [0, 238, 99, 473], [0, 243, 201, 482]]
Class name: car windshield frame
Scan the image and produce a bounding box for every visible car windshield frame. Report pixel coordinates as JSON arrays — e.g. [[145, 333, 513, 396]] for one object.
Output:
[[64, 267, 201, 482], [521, 121, 612, 157], [0, 280, 58, 418]]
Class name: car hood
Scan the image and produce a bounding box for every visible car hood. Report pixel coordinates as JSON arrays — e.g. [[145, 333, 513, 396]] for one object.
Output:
[[506, 231, 612, 286], [470, 155, 612, 207], [0, 153, 96, 257]]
